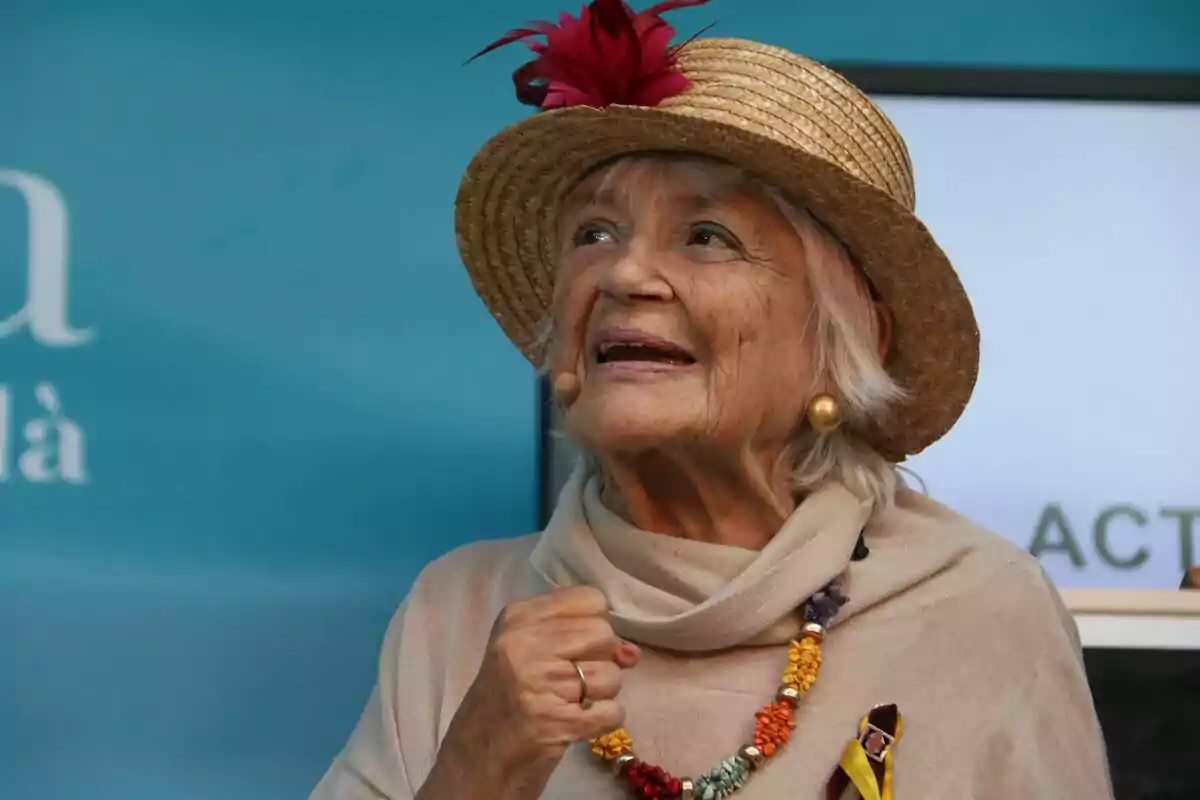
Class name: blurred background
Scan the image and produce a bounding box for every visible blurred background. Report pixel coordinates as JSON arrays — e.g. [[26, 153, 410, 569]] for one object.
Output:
[[1, 1, 1197, 799]]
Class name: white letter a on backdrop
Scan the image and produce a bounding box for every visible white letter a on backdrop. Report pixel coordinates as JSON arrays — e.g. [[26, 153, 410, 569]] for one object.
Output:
[[0, 169, 94, 347]]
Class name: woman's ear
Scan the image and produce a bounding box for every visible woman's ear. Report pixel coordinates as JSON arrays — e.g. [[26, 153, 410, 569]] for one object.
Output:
[[873, 301, 894, 362]]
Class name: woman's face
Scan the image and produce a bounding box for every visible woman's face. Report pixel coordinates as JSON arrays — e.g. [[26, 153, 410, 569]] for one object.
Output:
[[552, 156, 822, 458]]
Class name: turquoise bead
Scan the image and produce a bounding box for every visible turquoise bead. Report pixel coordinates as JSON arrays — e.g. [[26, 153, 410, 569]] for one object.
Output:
[[693, 756, 751, 799]]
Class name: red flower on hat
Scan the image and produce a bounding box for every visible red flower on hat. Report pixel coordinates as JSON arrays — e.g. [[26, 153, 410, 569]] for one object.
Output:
[[469, 0, 711, 110]]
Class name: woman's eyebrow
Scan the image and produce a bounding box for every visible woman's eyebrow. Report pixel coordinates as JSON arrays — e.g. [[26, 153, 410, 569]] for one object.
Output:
[[569, 185, 619, 210], [673, 177, 757, 214]]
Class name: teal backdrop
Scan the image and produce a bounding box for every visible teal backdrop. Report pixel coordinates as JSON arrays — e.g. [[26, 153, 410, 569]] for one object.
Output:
[[2, 2, 1197, 798]]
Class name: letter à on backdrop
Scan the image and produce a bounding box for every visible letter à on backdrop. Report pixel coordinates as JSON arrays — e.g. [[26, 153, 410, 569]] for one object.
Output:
[[0, 169, 92, 484]]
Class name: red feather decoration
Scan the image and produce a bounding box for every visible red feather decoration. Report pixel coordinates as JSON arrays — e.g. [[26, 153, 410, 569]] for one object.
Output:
[[468, 0, 712, 110]]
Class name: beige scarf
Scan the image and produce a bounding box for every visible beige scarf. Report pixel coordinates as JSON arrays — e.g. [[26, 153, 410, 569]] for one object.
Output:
[[530, 466, 969, 652], [314, 466, 1116, 799]]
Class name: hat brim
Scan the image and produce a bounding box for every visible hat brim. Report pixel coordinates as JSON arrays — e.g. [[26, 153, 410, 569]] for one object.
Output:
[[454, 103, 979, 461]]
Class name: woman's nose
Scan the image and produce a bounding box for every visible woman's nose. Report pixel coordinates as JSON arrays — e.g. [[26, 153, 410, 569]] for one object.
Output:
[[598, 243, 675, 303]]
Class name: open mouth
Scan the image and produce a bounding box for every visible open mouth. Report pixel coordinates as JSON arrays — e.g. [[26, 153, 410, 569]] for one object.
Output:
[[594, 337, 696, 366]]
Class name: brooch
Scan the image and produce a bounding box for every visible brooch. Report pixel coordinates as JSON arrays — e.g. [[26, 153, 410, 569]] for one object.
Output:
[[825, 703, 903, 800]]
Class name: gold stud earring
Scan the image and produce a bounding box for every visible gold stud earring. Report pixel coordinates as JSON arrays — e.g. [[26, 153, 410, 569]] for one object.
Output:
[[552, 372, 581, 406], [806, 392, 841, 433]]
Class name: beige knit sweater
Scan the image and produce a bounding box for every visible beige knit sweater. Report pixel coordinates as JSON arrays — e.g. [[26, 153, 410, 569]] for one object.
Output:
[[312, 469, 1113, 798]]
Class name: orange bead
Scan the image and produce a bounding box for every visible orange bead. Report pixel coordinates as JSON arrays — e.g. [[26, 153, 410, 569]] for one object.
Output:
[[752, 699, 797, 758]]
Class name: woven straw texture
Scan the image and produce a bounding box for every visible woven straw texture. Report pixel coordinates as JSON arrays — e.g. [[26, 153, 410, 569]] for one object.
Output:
[[454, 38, 980, 461]]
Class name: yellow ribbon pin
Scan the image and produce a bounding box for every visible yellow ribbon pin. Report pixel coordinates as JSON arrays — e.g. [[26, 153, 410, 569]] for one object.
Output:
[[837, 709, 903, 800]]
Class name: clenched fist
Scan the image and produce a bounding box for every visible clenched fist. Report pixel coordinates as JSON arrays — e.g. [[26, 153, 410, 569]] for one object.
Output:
[[418, 586, 639, 800]]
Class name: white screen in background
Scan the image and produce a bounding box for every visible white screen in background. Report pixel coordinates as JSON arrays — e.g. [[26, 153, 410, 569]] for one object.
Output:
[[881, 95, 1198, 589]]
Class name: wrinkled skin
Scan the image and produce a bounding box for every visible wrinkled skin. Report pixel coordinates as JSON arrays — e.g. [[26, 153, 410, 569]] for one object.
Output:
[[550, 155, 835, 550]]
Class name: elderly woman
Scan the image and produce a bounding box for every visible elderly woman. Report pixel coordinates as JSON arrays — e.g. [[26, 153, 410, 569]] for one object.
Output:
[[313, 3, 1112, 798]]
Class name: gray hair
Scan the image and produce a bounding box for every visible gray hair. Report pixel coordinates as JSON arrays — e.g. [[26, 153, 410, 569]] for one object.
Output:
[[773, 196, 907, 509], [537, 155, 909, 513]]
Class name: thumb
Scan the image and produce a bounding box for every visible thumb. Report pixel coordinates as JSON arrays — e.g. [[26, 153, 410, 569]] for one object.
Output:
[[613, 641, 641, 668]]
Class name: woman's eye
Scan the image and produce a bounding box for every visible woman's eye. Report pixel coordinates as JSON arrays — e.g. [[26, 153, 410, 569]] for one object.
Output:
[[686, 223, 737, 249], [574, 223, 617, 247]]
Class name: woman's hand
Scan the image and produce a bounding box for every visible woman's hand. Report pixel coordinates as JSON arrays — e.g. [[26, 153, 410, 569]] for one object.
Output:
[[417, 586, 639, 800]]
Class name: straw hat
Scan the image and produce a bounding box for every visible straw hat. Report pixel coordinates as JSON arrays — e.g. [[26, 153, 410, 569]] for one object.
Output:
[[455, 7, 979, 461]]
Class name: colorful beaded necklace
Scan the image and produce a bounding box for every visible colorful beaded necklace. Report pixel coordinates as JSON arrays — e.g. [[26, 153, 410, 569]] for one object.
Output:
[[588, 538, 863, 800]]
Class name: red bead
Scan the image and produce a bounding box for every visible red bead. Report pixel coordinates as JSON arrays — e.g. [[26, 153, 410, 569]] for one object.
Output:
[[620, 759, 681, 799]]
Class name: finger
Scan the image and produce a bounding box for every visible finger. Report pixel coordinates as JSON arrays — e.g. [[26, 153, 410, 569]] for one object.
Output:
[[542, 586, 609, 618], [501, 586, 608, 627], [575, 699, 626, 741], [614, 642, 640, 668], [523, 691, 625, 745], [545, 616, 620, 661], [548, 659, 623, 704], [489, 616, 617, 679]]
